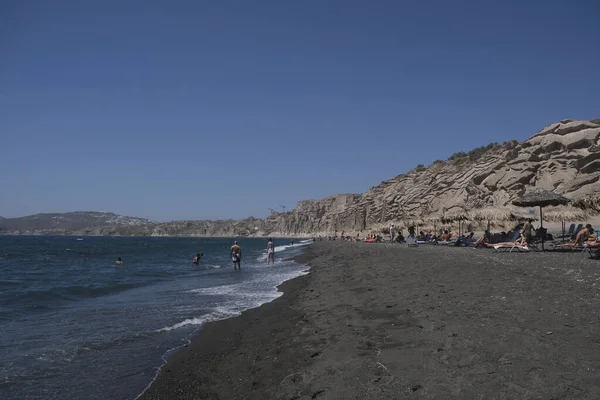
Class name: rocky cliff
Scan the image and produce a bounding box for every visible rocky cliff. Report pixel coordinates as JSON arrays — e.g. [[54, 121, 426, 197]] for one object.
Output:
[[2, 119, 599, 237], [268, 118, 600, 235]]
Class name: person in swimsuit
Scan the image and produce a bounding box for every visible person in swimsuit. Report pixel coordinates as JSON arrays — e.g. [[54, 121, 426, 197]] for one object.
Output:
[[192, 253, 203, 265], [267, 238, 275, 265], [230, 241, 241, 270], [115, 257, 123, 265]]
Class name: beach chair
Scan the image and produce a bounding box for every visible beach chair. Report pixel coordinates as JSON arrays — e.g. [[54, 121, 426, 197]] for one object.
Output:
[[492, 230, 529, 253], [586, 245, 600, 259], [566, 224, 576, 237], [526, 228, 547, 251], [573, 224, 584, 237]]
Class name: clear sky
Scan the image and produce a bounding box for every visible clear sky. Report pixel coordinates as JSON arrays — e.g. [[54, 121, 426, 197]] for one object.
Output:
[[1, 0, 599, 221]]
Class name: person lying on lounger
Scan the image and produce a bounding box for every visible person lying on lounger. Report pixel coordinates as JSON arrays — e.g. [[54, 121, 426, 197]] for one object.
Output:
[[475, 231, 490, 248], [553, 224, 597, 248], [483, 234, 528, 248]]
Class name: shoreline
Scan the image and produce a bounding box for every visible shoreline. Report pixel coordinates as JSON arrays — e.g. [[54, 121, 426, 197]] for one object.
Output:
[[138, 241, 600, 399], [137, 249, 314, 400], [0, 234, 313, 239]]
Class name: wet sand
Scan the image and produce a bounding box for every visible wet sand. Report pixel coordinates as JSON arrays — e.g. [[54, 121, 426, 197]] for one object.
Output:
[[139, 241, 600, 399]]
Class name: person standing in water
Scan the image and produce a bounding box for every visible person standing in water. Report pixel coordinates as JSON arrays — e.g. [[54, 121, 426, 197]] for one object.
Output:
[[192, 253, 203, 265], [230, 241, 242, 270], [267, 238, 275, 265], [115, 257, 123, 265]]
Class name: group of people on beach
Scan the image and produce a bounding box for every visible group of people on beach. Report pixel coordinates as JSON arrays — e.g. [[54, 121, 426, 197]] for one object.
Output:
[[113, 237, 280, 270], [472, 221, 598, 250]]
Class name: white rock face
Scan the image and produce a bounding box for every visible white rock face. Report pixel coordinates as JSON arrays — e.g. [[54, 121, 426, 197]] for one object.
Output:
[[262, 119, 600, 235]]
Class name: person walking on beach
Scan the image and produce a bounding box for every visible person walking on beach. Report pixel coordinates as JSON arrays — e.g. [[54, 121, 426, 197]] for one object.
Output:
[[523, 219, 536, 244], [389, 224, 396, 242], [230, 241, 242, 270], [267, 238, 275, 265]]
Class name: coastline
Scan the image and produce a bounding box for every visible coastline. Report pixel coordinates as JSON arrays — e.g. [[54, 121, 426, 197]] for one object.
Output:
[[138, 241, 600, 399], [0, 233, 313, 239], [137, 250, 313, 400]]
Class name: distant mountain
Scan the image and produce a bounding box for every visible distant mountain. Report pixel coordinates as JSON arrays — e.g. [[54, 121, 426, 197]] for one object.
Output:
[[0, 212, 151, 234]]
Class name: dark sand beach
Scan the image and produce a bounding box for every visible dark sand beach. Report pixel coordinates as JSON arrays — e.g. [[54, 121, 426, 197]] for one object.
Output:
[[139, 242, 600, 399]]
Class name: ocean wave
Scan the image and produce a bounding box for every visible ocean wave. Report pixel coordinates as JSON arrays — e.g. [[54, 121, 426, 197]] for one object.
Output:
[[187, 283, 243, 295], [253, 240, 310, 261], [154, 308, 239, 333], [192, 263, 221, 270], [273, 241, 308, 253]]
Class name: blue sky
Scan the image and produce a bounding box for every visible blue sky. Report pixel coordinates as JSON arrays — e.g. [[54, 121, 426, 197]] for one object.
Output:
[[1, 0, 599, 221]]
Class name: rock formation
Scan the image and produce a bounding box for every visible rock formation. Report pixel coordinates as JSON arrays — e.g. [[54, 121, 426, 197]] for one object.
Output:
[[2, 119, 599, 237]]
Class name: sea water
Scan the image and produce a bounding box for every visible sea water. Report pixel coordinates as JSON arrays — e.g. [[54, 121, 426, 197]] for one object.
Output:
[[0, 236, 310, 400]]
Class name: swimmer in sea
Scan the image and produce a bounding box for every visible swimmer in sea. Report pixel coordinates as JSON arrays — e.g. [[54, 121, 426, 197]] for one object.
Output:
[[193, 253, 203, 265], [230, 241, 241, 270], [115, 257, 123, 265], [267, 238, 275, 265]]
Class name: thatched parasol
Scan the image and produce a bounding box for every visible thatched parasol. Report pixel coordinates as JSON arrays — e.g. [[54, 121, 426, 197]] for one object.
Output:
[[543, 205, 587, 241], [443, 209, 470, 222], [472, 207, 530, 232], [423, 213, 444, 234], [472, 207, 514, 222], [442, 209, 470, 237], [512, 189, 571, 208], [543, 205, 586, 222], [512, 189, 571, 250]]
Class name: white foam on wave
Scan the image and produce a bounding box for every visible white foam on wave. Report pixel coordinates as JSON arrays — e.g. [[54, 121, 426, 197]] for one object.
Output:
[[154, 308, 239, 333], [254, 240, 311, 261], [273, 241, 308, 252], [187, 283, 243, 295]]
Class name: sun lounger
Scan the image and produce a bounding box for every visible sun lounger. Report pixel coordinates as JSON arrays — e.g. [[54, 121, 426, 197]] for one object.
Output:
[[586, 246, 600, 259], [405, 237, 418, 247], [491, 230, 529, 252], [435, 239, 457, 246], [493, 243, 530, 253]]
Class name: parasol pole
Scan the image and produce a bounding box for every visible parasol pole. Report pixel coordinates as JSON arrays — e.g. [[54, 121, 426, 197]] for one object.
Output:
[[540, 206, 544, 250]]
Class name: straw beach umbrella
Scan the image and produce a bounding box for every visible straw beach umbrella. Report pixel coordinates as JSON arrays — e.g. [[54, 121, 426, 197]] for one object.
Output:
[[472, 207, 514, 222], [472, 207, 520, 232], [512, 189, 571, 250], [443, 209, 470, 237], [543, 205, 586, 222], [425, 213, 444, 234], [543, 205, 587, 240]]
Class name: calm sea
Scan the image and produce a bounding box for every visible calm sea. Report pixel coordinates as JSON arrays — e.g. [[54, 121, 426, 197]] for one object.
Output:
[[0, 236, 310, 400]]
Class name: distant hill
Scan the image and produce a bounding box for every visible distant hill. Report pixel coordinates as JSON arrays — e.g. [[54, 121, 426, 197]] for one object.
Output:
[[0, 212, 151, 233]]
